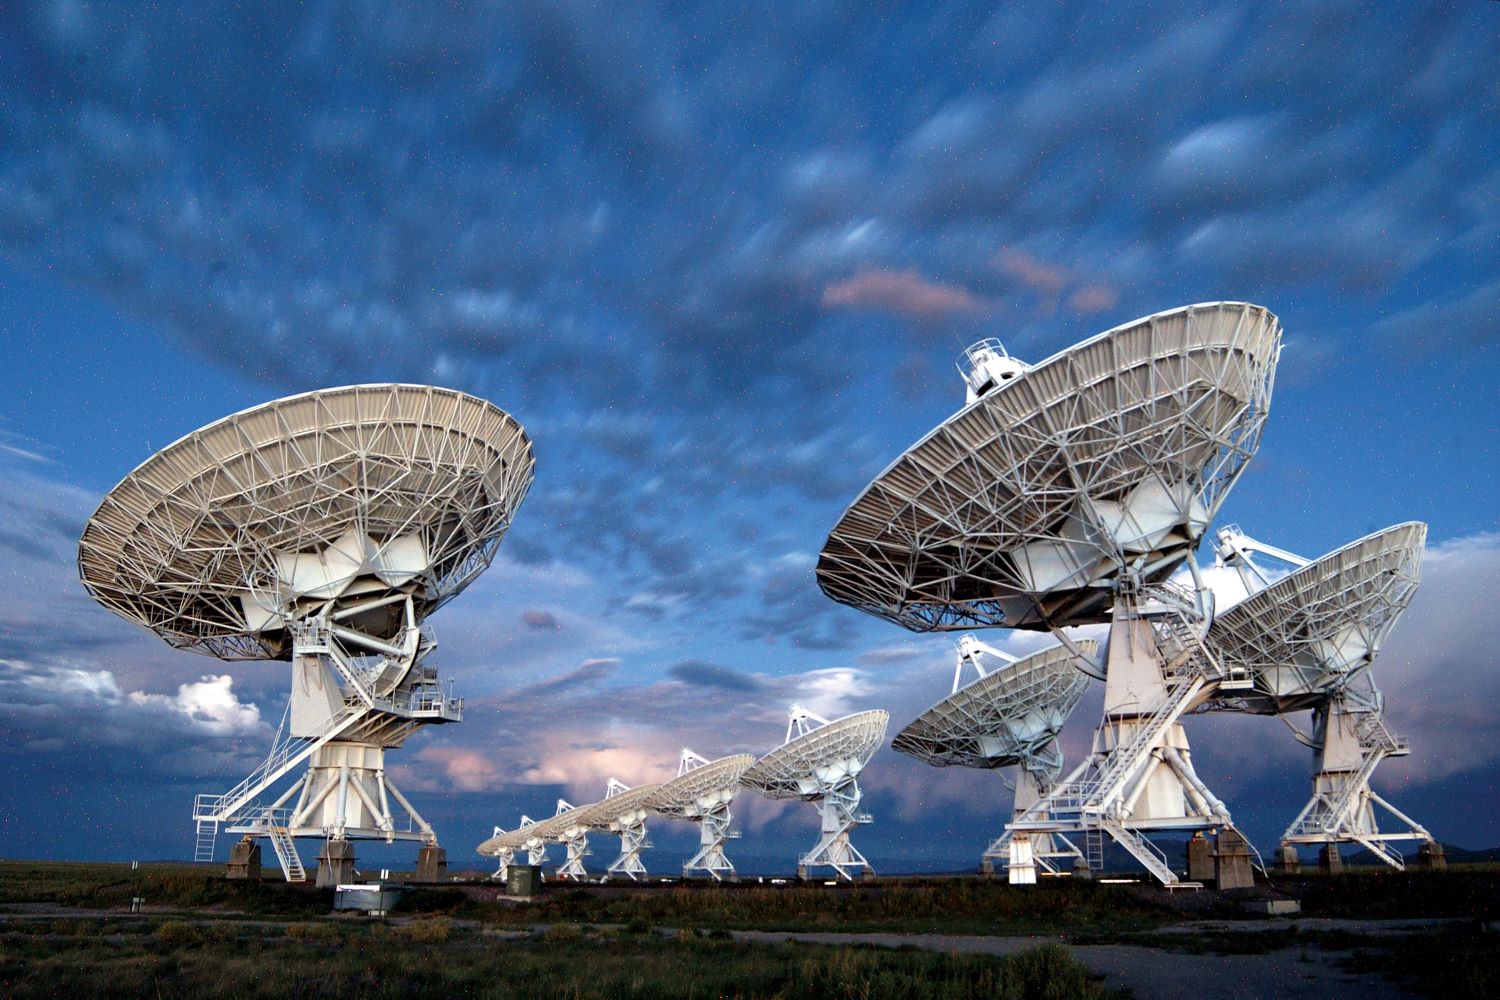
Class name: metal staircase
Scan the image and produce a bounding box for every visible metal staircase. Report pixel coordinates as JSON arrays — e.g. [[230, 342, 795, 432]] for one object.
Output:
[[1100, 820, 1177, 884], [266, 817, 306, 882]]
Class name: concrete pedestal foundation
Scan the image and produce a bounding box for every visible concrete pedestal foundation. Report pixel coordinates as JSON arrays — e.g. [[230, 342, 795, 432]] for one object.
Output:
[[1318, 844, 1343, 873], [1213, 829, 1255, 889], [415, 845, 448, 883], [316, 839, 357, 887], [1273, 845, 1300, 874], [226, 839, 261, 880], [1186, 834, 1214, 883]]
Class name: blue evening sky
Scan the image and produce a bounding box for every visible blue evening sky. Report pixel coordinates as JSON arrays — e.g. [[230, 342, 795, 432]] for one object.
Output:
[[0, 2, 1495, 870]]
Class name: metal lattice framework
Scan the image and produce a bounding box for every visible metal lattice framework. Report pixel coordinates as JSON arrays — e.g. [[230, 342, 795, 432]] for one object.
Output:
[[1202, 523, 1435, 868], [1204, 523, 1426, 715], [647, 750, 755, 880], [79, 384, 534, 883], [892, 640, 1095, 770], [585, 780, 662, 882], [817, 302, 1281, 631], [743, 708, 889, 880], [79, 384, 535, 659]]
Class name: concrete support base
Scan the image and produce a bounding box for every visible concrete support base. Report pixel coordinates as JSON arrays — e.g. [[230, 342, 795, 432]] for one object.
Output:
[[226, 838, 261, 880], [1274, 845, 1300, 874], [1186, 834, 1214, 883], [1318, 844, 1343, 874], [1417, 842, 1446, 870], [315, 839, 357, 888], [415, 845, 447, 883], [1072, 857, 1094, 880], [1213, 829, 1255, 890]]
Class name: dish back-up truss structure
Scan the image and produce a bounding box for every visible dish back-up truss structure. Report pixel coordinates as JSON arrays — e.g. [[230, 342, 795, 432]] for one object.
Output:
[[647, 750, 756, 880], [79, 384, 534, 884], [892, 637, 1096, 880], [1203, 522, 1436, 868], [819, 303, 1282, 885], [584, 779, 663, 882], [742, 707, 889, 881]]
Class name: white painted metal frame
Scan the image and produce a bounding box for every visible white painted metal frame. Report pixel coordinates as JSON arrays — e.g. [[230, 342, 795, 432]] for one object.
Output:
[[818, 303, 1282, 885], [646, 749, 755, 880], [79, 384, 535, 877], [742, 707, 889, 881], [1204, 524, 1434, 867], [585, 778, 662, 883]]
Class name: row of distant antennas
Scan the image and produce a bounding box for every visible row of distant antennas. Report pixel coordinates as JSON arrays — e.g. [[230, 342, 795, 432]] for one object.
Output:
[[488, 748, 744, 884], [486, 703, 889, 884]]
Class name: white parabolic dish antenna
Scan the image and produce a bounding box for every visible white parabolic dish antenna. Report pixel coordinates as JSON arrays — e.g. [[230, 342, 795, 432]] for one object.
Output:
[[742, 708, 889, 880], [649, 754, 756, 816], [1206, 522, 1427, 715], [79, 383, 533, 659], [892, 640, 1095, 769], [816, 303, 1285, 887], [647, 751, 756, 880], [1205, 521, 1435, 869], [79, 384, 535, 884], [817, 302, 1281, 631]]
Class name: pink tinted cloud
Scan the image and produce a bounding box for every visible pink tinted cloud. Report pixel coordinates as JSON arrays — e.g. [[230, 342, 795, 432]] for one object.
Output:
[[1067, 283, 1119, 315], [992, 247, 1069, 296], [822, 267, 986, 322], [414, 746, 506, 793]]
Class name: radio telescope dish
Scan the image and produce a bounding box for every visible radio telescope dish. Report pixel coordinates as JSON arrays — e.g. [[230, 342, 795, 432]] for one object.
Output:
[[816, 303, 1284, 887], [647, 750, 755, 880], [892, 638, 1094, 769], [80, 383, 533, 660], [1205, 522, 1437, 870], [1205, 523, 1426, 715], [583, 779, 662, 882], [79, 384, 534, 886], [817, 302, 1280, 632], [742, 707, 888, 880], [892, 636, 1095, 880]]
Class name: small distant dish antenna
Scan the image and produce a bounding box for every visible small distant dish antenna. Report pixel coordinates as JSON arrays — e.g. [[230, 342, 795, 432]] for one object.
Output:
[[541, 799, 598, 882], [646, 749, 756, 880], [892, 637, 1096, 881], [78, 384, 534, 885], [742, 706, 889, 881], [1205, 522, 1436, 868], [584, 779, 662, 882], [818, 303, 1283, 885]]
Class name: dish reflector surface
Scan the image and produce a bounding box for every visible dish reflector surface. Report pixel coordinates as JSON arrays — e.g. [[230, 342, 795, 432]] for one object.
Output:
[[741, 710, 889, 800], [1206, 522, 1425, 714], [647, 755, 755, 817], [584, 783, 662, 829], [892, 641, 1095, 768], [817, 302, 1280, 631], [78, 384, 534, 660]]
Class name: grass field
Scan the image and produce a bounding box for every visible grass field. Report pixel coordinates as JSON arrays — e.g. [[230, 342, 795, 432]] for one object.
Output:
[[3, 860, 1498, 998], [0, 913, 1122, 1000]]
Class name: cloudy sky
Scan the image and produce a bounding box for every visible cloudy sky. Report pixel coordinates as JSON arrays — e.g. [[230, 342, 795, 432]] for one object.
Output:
[[0, 1, 1495, 871]]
